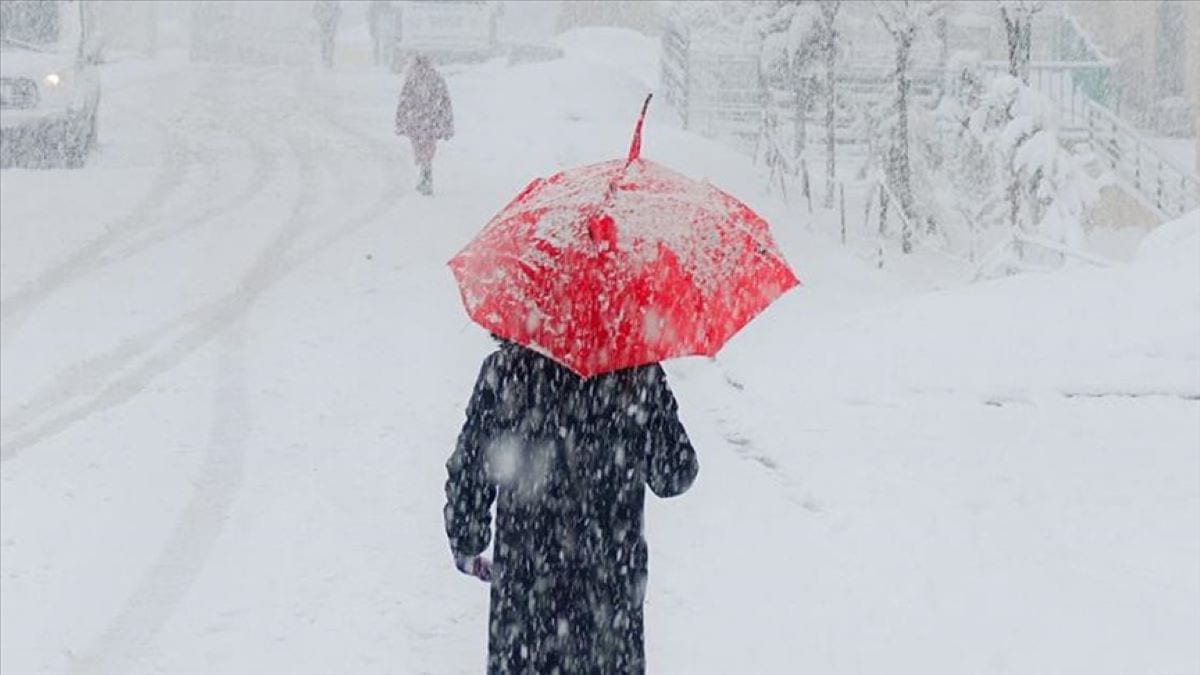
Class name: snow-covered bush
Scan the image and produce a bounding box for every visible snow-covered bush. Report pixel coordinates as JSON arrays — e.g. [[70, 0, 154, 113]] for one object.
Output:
[[752, 1, 843, 207], [969, 74, 1099, 273], [899, 57, 1099, 272], [914, 51, 1006, 258]]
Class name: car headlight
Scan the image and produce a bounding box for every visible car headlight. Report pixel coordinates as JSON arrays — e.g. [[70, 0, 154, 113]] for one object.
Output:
[[44, 72, 62, 87]]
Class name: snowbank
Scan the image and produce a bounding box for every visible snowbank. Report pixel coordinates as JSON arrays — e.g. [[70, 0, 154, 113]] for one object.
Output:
[[1137, 208, 1200, 261], [656, 211, 1200, 675], [723, 210, 1200, 404]]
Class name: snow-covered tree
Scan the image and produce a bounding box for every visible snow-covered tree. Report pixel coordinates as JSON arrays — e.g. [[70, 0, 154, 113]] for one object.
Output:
[[752, 0, 814, 160], [754, 0, 841, 207], [998, 0, 1043, 84], [926, 52, 1006, 260], [996, 0, 1044, 251], [921, 72, 1099, 273], [816, 1, 841, 208], [901, 48, 1097, 271], [875, 0, 942, 253]]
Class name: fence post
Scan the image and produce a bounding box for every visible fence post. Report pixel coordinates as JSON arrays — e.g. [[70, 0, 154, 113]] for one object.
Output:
[[839, 182, 846, 245], [863, 181, 874, 236], [1111, 119, 1118, 170], [1086, 104, 1094, 151], [1157, 160, 1164, 212], [876, 185, 885, 269], [801, 158, 812, 216], [879, 182, 889, 236]]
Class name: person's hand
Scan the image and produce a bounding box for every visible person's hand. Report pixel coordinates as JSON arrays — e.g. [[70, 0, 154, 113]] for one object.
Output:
[[454, 553, 492, 583], [472, 556, 492, 582]]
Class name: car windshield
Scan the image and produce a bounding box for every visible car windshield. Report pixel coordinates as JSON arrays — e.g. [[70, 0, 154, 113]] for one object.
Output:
[[0, 0, 61, 50]]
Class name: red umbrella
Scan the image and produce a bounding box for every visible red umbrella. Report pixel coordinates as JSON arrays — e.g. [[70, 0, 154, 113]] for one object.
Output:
[[449, 95, 800, 378]]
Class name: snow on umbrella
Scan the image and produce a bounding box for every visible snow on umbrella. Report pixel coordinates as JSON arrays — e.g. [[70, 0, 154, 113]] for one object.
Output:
[[449, 94, 800, 378]]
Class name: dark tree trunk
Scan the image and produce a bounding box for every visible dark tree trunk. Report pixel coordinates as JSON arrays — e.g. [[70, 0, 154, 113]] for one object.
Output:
[[892, 31, 915, 253], [879, 180, 890, 236], [820, 2, 840, 208], [823, 50, 836, 207], [793, 77, 806, 162], [1004, 11, 1021, 80], [1000, 3, 1040, 262], [1002, 6, 1033, 85], [1019, 19, 1033, 82]]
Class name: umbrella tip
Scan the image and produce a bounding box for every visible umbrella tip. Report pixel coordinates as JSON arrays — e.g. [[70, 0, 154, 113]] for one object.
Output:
[[627, 93, 653, 163]]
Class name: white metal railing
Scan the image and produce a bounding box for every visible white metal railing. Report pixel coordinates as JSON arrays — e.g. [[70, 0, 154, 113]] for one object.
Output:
[[978, 60, 1113, 132], [976, 51, 1197, 220], [1080, 97, 1200, 218]]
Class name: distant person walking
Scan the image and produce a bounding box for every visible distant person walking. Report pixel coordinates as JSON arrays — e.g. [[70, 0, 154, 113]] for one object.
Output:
[[312, 0, 340, 68], [368, 0, 394, 68], [394, 55, 454, 196]]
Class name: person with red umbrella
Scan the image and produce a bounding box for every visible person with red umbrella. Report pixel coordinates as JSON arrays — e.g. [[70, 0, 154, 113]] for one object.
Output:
[[444, 96, 799, 674]]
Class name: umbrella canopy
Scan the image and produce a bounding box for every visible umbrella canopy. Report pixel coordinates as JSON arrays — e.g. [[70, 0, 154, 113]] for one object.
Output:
[[449, 95, 800, 378]]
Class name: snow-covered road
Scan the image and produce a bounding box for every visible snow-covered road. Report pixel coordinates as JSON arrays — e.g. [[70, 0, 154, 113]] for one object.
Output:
[[3, 31, 1198, 675]]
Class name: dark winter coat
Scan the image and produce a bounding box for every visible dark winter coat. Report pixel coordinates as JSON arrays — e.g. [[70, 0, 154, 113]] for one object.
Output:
[[445, 344, 698, 675], [395, 60, 454, 141]]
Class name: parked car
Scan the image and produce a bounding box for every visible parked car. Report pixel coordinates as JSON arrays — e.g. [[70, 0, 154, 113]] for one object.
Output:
[[1, 0, 101, 168]]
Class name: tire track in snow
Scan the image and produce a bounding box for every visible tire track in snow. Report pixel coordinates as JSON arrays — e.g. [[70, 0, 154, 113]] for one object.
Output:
[[97, 118, 276, 272], [0, 78, 407, 462], [0, 113, 276, 445], [0, 128, 316, 463], [282, 98, 407, 267], [93, 69, 285, 271], [0, 103, 192, 345], [64, 74, 408, 673], [0, 72, 274, 346], [67, 319, 250, 675], [61, 124, 321, 673]]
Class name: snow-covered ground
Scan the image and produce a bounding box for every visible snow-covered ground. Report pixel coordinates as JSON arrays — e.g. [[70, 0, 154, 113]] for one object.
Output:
[[2, 29, 1198, 675]]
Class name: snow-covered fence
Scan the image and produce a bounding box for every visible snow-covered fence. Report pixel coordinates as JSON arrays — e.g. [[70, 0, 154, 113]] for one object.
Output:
[[1080, 98, 1200, 219], [759, 60, 945, 152], [660, 20, 764, 152], [966, 21, 1197, 221], [978, 60, 1113, 136], [969, 9, 1197, 222], [973, 56, 1197, 221]]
